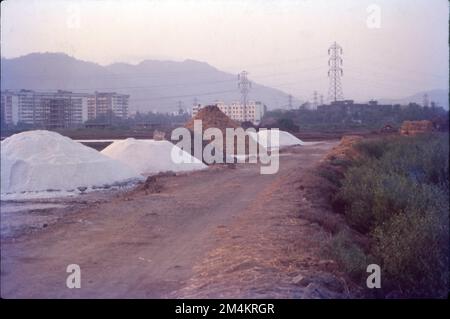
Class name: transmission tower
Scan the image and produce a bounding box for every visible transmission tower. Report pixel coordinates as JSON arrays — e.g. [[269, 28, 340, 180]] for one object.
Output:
[[238, 71, 252, 119], [423, 93, 429, 107], [320, 94, 324, 105], [177, 100, 184, 115], [288, 94, 293, 109], [313, 91, 318, 109], [328, 42, 344, 102]]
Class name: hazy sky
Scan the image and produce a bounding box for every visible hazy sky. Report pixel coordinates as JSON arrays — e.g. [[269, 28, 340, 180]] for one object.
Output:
[[1, 0, 448, 101]]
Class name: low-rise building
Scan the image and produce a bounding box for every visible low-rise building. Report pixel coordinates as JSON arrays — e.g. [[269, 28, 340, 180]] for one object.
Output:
[[317, 99, 395, 115]]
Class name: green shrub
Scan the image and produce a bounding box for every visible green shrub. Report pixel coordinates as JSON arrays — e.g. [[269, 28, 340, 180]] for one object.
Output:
[[333, 162, 382, 232], [317, 166, 343, 187], [325, 230, 369, 281], [379, 134, 449, 189], [372, 189, 449, 297], [356, 138, 389, 159], [330, 133, 449, 298], [329, 158, 353, 168]]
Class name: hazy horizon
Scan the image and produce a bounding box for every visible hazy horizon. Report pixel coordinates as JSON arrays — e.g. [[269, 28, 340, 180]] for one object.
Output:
[[1, 0, 448, 102]]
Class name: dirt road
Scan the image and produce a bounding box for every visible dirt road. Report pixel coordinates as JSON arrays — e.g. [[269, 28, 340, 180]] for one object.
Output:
[[1, 140, 345, 298]]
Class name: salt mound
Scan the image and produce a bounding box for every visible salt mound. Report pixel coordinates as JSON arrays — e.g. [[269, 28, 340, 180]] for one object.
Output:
[[1, 130, 142, 196], [250, 130, 304, 149], [101, 138, 207, 175]]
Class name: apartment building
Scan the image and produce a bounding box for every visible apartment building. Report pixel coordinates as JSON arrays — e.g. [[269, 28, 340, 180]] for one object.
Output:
[[1, 90, 19, 125], [40, 90, 89, 128], [87, 92, 129, 120], [1, 89, 57, 127], [1, 90, 128, 128], [192, 101, 265, 125]]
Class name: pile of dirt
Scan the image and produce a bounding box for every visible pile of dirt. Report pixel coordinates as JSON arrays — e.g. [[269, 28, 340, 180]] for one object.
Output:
[[184, 105, 253, 159], [185, 105, 240, 131], [324, 135, 363, 162], [400, 120, 434, 135]]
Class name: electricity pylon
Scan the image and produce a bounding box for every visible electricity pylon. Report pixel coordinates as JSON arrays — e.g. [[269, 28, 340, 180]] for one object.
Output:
[[328, 42, 344, 102]]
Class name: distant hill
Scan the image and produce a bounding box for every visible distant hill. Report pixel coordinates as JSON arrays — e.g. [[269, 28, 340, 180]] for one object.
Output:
[[379, 89, 449, 109], [1, 53, 299, 113]]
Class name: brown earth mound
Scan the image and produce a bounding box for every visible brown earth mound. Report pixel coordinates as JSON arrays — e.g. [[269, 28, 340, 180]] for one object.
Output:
[[185, 105, 239, 131], [325, 135, 363, 162], [184, 105, 256, 158], [400, 120, 434, 135]]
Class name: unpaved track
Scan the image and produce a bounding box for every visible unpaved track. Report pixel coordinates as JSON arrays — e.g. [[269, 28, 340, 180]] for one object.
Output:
[[1, 141, 339, 298]]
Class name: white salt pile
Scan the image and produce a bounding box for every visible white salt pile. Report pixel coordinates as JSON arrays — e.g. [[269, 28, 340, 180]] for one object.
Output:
[[101, 138, 207, 175], [249, 130, 304, 149], [1, 130, 142, 197]]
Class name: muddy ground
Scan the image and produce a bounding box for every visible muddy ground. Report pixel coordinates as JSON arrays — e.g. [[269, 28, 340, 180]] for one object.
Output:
[[0, 140, 354, 298]]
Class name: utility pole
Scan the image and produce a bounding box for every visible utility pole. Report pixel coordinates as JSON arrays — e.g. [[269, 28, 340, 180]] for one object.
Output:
[[320, 94, 324, 106], [328, 42, 344, 102], [238, 70, 251, 120]]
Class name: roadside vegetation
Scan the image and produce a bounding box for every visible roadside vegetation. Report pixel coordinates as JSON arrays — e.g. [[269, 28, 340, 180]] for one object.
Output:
[[322, 133, 449, 298]]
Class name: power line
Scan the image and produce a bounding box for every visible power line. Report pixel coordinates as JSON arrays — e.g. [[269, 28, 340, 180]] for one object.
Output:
[[347, 55, 447, 79], [221, 53, 328, 71], [344, 66, 444, 86], [3, 54, 328, 82], [344, 72, 436, 91], [8, 67, 326, 93], [126, 89, 238, 103]]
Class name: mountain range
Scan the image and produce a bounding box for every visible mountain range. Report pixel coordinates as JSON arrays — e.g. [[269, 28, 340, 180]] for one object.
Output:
[[1, 52, 447, 112], [0, 53, 299, 113]]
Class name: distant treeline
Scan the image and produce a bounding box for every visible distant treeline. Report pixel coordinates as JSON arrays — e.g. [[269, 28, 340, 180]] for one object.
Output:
[[262, 103, 448, 132]]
